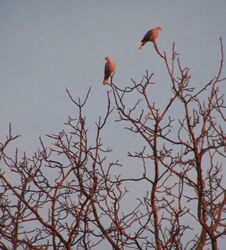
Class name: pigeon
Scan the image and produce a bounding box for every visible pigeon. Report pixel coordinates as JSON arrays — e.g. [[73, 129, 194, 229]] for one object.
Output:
[[139, 27, 162, 50], [103, 57, 116, 85]]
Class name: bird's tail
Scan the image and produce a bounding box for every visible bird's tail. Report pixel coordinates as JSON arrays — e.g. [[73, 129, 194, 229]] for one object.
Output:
[[103, 79, 108, 85], [139, 43, 144, 50]]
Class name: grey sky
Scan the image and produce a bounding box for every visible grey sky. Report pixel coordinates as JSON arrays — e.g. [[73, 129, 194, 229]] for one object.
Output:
[[0, 0, 226, 153]]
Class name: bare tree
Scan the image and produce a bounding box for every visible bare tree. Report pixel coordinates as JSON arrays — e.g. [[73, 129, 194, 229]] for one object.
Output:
[[0, 39, 226, 249]]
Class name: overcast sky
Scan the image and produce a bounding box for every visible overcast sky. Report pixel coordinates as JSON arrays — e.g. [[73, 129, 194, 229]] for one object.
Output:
[[0, 0, 226, 154]]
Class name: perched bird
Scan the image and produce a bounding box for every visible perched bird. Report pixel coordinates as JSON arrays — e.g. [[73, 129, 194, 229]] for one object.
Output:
[[103, 57, 116, 85], [139, 27, 162, 50]]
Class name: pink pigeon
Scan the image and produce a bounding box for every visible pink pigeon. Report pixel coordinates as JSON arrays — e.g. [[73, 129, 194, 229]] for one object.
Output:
[[103, 57, 116, 85], [139, 27, 162, 50]]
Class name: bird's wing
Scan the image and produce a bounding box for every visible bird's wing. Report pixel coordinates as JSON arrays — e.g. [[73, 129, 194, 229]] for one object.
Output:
[[104, 62, 111, 77], [141, 29, 152, 43]]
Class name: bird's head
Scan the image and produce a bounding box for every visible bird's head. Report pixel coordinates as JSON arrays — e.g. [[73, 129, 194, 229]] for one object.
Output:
[[105, 56, 112, 62], [156, 27, 162, 31]]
